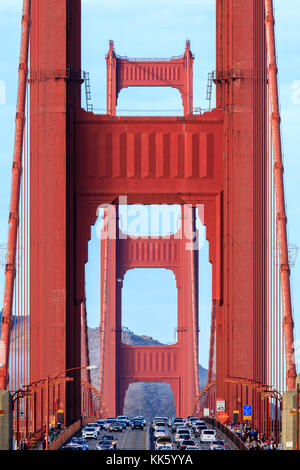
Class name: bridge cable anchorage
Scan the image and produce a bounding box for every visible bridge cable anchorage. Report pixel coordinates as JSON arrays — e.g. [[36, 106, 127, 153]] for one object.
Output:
[[265, 0, 297, 390], [0, 0, 31, 390]]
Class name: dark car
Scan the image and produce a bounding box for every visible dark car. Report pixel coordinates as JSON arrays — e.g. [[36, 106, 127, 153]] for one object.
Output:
[[131, 418, 144, 430], [179, 439, 197, 450], [109, 422, 124, 432], [194, 424, 207, 436], [100, 434, 117, 449], [96, 441, 114, 450]]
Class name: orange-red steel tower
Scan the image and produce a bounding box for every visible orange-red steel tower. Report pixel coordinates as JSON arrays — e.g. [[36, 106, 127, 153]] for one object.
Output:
[[1, 0, 295, 429]]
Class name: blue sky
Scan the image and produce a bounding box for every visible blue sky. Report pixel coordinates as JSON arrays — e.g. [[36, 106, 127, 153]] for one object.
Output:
[[0, 0, 300, 371]]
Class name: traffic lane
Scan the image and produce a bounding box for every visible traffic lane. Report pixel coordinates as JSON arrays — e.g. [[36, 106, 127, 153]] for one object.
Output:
[[120, 427, 148, 450], [84, 426, 148, 450], [151, 427, 230, 450]]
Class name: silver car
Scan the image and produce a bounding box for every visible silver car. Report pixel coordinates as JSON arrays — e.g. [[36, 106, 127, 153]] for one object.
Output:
[[200, 429, 217, 443]]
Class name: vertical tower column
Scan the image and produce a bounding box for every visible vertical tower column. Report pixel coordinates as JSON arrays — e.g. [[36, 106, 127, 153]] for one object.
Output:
[[29, 0, 81, 425], [216, 0, 267, 418]]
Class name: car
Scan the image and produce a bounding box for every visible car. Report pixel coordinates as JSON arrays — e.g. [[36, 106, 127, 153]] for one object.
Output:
[[117, 415, 130, 426], [153, 421, 167, 431], [96, 441, 115, 450], [153, 416, 168, 424], [109, 422, 124, 432], [175, 432, 191, 444], [186, 417, 199, 427], [171, 418, 185, 433], [177, 435, 192, 448], [155, 436, 173, 450], [135, 416, 146, 426], [178, 439, 197, 450], [174, 425, 189, 433], [184, 445, 199, 450], [194, 424, 207, 436], [61, 444, 83, 450], [82, 425, 98, 439], [90, 422, 101, 434], [117, 420, 127, 430], [156, 444, 174, 450], [199, 429, 217, 443], [99, 434, 118, 449], [210, 440, 227, 450], [153, 428, 169, 440], [104, 418, 118, 431], [131, 418, 144, 430], [157, 417, 169, 426], [191, 420, 206, 429], [175, 428, 190, 440], [69, 437, 88, 449], [95, 419, 106, 429]]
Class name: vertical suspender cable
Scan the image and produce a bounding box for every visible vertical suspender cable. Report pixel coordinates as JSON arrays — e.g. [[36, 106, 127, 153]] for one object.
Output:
[[265, 0, 296, 391], [189, 208, 200, 398], [99, 210, 109, 398], [0, 0, 31, 389]]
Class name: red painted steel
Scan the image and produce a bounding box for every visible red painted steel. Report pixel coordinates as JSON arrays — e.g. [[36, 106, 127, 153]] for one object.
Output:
[[0, 0, 31, 390], [20, 0, 295, 432], [106, 40, 194, 116], [100, 206, 200, 417], [207, 301, 216, 384], [264, 0, 296, 391], [29, 0, 82, 428], [215, 0, 268, 420]]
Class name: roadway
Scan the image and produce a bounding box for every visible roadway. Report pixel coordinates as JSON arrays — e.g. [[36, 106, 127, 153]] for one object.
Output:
[[63, 423, 237, 451]]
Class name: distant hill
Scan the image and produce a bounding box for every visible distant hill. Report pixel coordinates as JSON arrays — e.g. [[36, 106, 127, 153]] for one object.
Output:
[[1, 316, 208, 422], [87, 326, 208, 422]]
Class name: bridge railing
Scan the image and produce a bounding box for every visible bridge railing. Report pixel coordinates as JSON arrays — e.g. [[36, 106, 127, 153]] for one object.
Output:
[[204, 417, 249, 451], [48, 416, 97, 450]]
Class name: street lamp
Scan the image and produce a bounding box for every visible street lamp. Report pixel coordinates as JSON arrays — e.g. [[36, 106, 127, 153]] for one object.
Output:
[[44, 365, 96, 450], [13, 365, 96, 450]]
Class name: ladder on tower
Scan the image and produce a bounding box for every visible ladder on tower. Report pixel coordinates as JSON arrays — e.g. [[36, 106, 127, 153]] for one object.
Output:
[[206, 71, 214, 111], [83, 71, 93, 112]]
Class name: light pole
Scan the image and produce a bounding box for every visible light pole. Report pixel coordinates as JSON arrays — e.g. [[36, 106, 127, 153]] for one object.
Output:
[[12, 365, 96, 450], [44, 365, 96, 450]]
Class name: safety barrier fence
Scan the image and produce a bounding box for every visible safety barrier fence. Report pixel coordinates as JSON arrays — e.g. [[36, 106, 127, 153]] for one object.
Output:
[[48, 416, 97, 450], [204, 417, 249, 451]]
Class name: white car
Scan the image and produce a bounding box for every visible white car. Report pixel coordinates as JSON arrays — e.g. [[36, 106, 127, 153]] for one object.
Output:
[[154, 428, 169, 440], [175, 430, 191, 443], [200, 429, 217, 443], [192, 420, 205, 429], [186, 417, 199, 427], [82, 425, 98, 439], [117, 416, 130, 426], [153, 421, 167, 431], [210, 440, 226, 450]]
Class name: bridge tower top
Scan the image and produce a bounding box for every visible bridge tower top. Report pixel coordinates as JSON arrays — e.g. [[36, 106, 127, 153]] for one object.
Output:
[[106, 40, 194, 116]]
